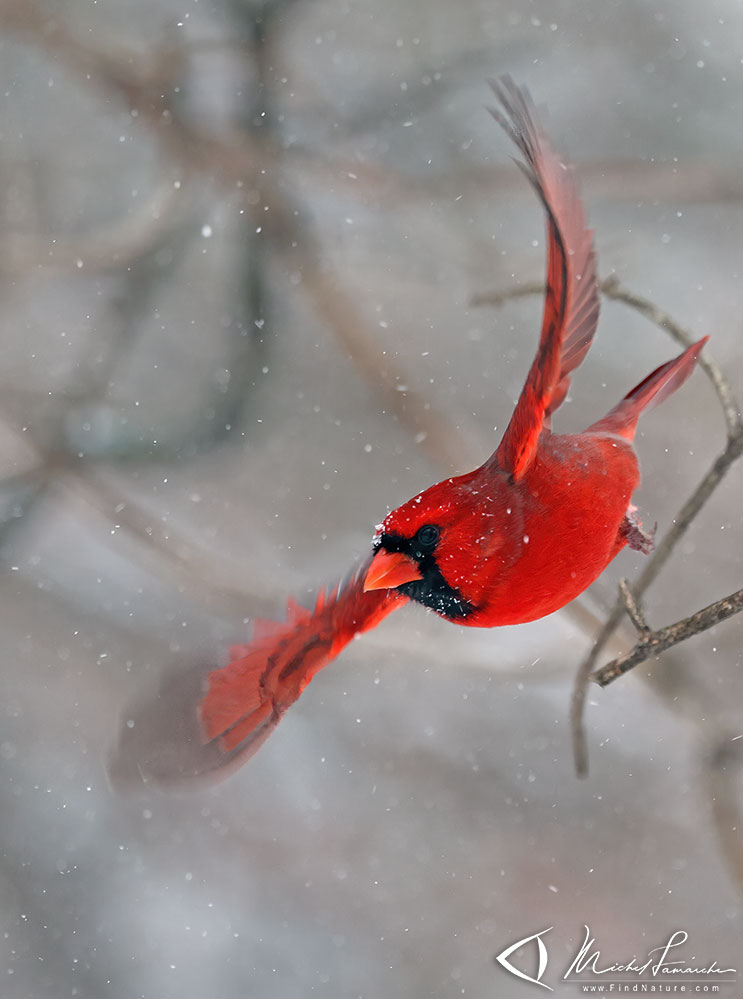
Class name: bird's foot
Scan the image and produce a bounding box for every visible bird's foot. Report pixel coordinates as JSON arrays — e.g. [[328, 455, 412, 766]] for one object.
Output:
[[621, 505, 656, 555]]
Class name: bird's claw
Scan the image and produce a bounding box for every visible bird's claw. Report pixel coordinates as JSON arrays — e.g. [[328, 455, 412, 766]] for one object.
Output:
[[621, 507, 656, 555]]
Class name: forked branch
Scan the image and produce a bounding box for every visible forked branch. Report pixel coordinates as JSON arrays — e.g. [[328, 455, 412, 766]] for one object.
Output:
[[592, 582, 743, 687]]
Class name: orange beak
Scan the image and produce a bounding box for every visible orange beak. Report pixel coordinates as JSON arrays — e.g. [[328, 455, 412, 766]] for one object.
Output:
[[363, 549, 422, 592]]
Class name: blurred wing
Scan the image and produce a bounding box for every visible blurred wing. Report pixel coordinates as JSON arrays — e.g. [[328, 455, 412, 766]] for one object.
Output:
[[109, 562, 406, 788], [200, 563, 406, 756], [488, 76, 600, 480], [108, 657, 251, 790]]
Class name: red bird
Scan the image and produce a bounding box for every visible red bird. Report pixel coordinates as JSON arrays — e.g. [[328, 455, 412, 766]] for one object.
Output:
[[114, 78, 707, 784]]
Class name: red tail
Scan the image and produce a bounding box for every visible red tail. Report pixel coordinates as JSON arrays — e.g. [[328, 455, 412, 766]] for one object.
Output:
[[588, 336, 708, 441], [197, 562, 406, 768]]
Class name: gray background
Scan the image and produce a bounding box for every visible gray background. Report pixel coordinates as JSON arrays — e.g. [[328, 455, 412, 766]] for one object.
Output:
[[0, 0, 741, 996]]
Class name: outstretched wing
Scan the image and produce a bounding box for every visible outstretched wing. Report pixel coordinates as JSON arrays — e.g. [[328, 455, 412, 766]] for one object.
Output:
[[198, 562, 406, 765], [488, 76, 600, 480], [108, 563, 406, 788]]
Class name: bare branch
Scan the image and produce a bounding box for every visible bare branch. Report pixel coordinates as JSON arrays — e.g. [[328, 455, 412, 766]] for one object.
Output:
[[470, 281, 544, 308], [474, 270, 743, 777], [474, 271, 743, 776], [66, 466, 280, 620], [0, 0, 486, 473], [0, 180, 189, 276], [571, 427, 743, 775], [0, 0, 184, 104], [591, 586, 743, 687], [617, 577, 649, 634]]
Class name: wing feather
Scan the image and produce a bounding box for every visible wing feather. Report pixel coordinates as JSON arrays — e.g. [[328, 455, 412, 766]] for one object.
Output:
[[199, 562, 407, 758], [488, 76, 600, 479], [108, 563, 406, 787]]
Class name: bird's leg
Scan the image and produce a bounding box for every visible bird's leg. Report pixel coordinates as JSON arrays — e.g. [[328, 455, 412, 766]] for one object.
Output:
[[620, 504, 656, 554]]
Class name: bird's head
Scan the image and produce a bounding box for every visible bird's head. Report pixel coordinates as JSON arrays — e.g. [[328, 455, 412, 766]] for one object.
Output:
[[363, 469, 522, 620]]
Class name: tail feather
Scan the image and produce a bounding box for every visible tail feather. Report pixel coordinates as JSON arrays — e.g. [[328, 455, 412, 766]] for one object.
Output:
[[588, 336, 708, 440]]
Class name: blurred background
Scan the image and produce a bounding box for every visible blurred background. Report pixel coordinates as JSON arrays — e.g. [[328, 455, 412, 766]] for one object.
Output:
[[1, 0, 742, 996]]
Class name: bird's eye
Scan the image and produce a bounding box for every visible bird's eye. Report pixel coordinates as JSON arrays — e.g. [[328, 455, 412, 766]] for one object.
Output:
[[416, 525, 440, 549]]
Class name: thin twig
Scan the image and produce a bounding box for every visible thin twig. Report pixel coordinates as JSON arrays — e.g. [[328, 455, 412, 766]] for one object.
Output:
[[617, 578, 649, 634], [591, 586, 743, 686], [0, 180, 188, 276], [470, 281, 544, 308]]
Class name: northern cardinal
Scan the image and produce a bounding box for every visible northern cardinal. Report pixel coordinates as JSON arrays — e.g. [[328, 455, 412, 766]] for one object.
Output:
[[111, 78, 707, 785]]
